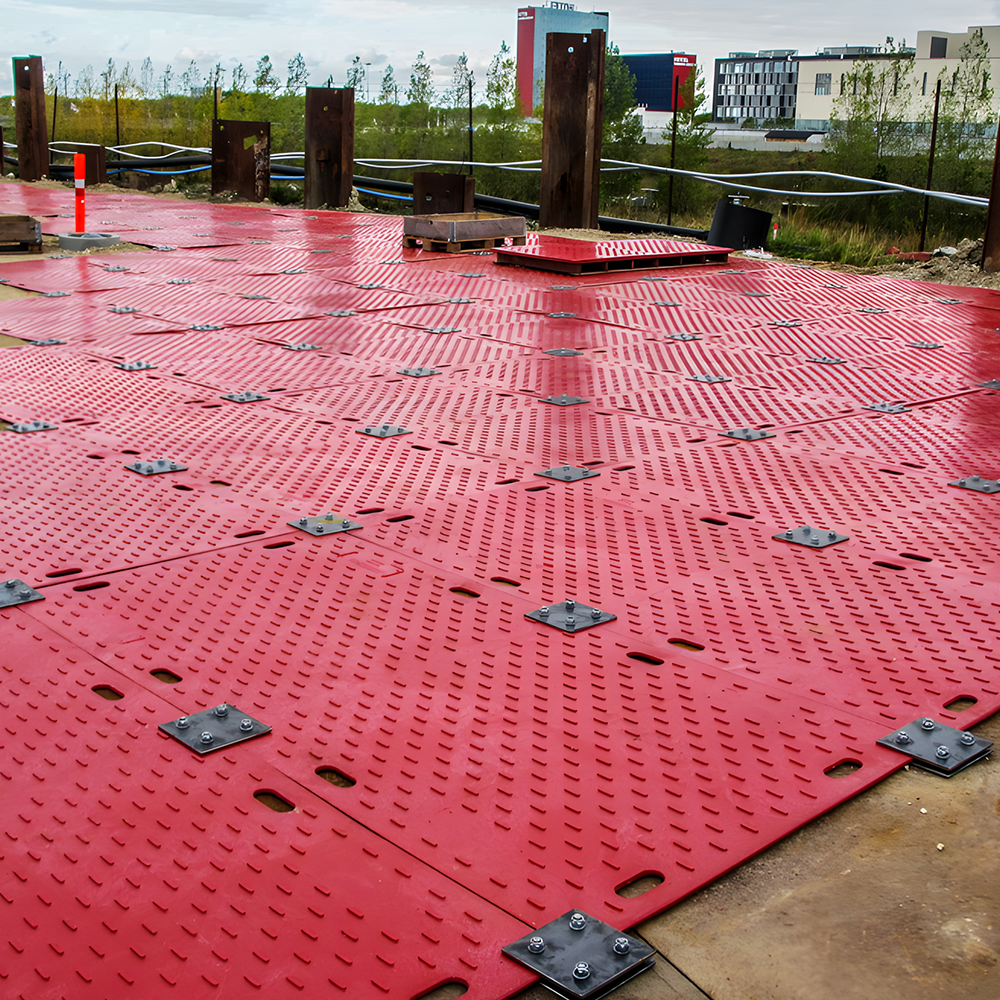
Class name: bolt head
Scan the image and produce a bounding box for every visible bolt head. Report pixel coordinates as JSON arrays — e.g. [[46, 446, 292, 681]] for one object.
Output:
[[176, 716, 190, 729], [572, 962, 591, 980], [539, 606, 550, 616], [936, 745, 950, 758], [239, 718, 254, 732], [199, 732, 214, 744], [4, 580, 15, 589], [613, 936, 631, 955], [894, 731, 911, 744], [591, 608, 601, 619], [214, 704, 229, 717], [960, 732, 976, 746], [920, 718, 936, 730], [527, 936, 545, 954], [565, 600, 575, 610], [569, 913, 586, 930]]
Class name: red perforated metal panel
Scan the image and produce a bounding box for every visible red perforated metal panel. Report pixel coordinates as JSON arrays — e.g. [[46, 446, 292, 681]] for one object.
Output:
[[2, 184, 1000, 1000]]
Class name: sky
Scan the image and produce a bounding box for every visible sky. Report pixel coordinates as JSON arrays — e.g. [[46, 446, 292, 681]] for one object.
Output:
[[1, 0, 997, 98]]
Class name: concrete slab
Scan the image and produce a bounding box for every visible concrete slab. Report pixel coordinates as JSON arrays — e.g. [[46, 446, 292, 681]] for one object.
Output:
[[633, 711, 1000, 1000]]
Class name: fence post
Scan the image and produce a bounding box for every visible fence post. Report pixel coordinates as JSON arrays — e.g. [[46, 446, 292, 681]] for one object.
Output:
[[539, 29, 606, 230], [12, 56, 49, 182], [919, 79, 942, 253], [212, 119, 271, 202], [983, 113, 1000, 272], [304, 88, 354, 209]]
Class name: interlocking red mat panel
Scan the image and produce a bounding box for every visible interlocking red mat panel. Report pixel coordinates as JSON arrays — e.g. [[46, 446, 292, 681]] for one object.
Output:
[[1, 186, 999, 1000]]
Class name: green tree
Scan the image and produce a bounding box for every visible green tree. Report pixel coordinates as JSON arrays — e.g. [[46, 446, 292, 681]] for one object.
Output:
[[158, 64, 173, 98], [100, 58, 116, 100], [657, 64, 715, 216], [601, 45, 644, 204], [180, 60, 201, 97], [406, 51, 434, 105], [285, 53, 308, 96], [139, 57, 154, 98], [346, 56, 364, 91], [379, 64, 397, 104], [827, 41, 916, 171], [253, 55, 280, 96], [75, 65, 97, 99], [230, 63, 248, 94], [928, 28, 994, 213], [448, 53, 474, 108]]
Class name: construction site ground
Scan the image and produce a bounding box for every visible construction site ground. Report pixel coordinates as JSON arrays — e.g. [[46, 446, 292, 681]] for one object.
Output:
[[1, 181, 998, 1000]]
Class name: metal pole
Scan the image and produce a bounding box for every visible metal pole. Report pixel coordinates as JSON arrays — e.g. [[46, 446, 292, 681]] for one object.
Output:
[[468, 78, 474, 176], [214, 84, 218, 121], [919, 79, 941, 253], [114, 83, 121, 147], [51, 87, 58, 142], [667, 73, 680, 226]]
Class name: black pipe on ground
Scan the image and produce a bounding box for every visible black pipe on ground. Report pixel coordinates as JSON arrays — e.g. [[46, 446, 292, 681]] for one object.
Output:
[[9, 155, 707, 239]]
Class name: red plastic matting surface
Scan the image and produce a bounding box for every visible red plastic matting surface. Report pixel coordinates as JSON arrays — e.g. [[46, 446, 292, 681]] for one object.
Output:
[[2, 185, 999, 1000]]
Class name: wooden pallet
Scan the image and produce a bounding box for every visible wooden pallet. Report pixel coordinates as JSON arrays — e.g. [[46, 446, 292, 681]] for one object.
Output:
[[403, 234, 527, 253], [0, 215, 43, 253]]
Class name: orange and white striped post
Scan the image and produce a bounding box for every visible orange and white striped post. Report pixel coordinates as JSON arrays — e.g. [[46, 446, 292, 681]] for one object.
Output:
[[74, 152, 86, 233]]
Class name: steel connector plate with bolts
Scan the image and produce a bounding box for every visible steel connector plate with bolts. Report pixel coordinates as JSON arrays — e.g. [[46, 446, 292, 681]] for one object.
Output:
[[357, 424, 411, 438], [281, 343, 321, 351], [502, 910, 655, 1000], [398, 367, 440, 378], [325, 310, 357, 317], [525, 600, 616, 633], [774, 525, 849, 548], [866, 402, 910, 414], [536, 465, 601, 483], [547, 312, 577, 319], [769, 320, 802, 328], [980, 379, 1000, 389], [124, 459, 188, 475], [109, 306, 138, 314], [0, 578, 44, 609], [220, 391, 270, 403], [949, 475, 1000, 494], [288, 513, 362, 536], [651, 301, 682, 307], [807, 356, 847, 365], [57, 232, 121, 251], [541, 395, 589, 406], [115, 361, 156, 371], [426, 326, 460, 334], [28, 339, 66, 346], [877, 718, 993, 777], [668, 333, 700, 341], [689, 374, 731, 384], [159, 703, 271, 755], [190, 324, 222, 332], [908, 341, 943, 350], [8, 420, 56, 433], [720, 427, 775, 442], [544, 348, 583, 357]]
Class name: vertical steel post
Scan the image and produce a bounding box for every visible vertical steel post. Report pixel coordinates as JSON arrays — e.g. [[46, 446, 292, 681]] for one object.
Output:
[[468, 79, 474, 175], [668, 73, 680, 227], [304, 88, 355, 209], [539, 29, 606, 230], [919, 79, 942, 253], [114, 83, 120, 148], [51, 87, 58, 143], [212, 120, 271, 201], [12, 56, 49, 181], [983, 110, 1000, 272]]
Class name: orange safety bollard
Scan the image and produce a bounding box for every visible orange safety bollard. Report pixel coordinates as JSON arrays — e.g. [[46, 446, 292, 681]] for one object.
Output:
[[74, 152, 86, 233]]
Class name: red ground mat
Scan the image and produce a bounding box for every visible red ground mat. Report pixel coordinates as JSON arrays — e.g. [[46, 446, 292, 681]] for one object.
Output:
[[2, 184, 999, 1000]]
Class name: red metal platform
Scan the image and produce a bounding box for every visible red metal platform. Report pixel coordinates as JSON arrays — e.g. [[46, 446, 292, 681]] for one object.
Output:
[[1, 187, 999, 1000]]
